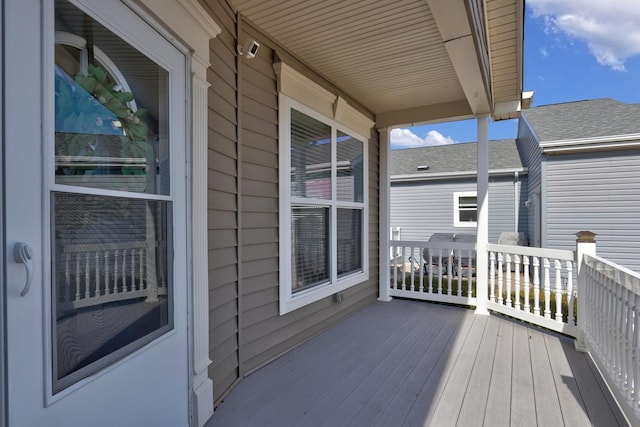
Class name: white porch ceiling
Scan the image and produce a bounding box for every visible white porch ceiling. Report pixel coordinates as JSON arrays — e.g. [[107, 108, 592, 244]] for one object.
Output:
[[229, 0, 525, 127]]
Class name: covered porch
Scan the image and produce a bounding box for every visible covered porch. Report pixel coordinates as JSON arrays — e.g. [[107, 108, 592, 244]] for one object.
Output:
[[207, 299, 625, 426]]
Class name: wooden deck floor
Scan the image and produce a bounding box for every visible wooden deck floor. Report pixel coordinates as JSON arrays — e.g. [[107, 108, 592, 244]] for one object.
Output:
[[206, 299, 628, 427]]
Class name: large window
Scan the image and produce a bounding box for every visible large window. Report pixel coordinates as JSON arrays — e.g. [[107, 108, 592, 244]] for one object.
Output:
[[280, 98, 368, 314], [453, 191, 478, 227]]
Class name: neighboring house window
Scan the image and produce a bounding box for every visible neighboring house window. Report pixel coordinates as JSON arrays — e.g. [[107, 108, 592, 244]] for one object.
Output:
[[279, 96, 369, 314], [453, 191, 477, 227]]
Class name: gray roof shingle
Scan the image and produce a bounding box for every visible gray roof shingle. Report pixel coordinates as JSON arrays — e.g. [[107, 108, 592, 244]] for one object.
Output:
[[521, 98, 640, 142], [390, 139, 523, 177]]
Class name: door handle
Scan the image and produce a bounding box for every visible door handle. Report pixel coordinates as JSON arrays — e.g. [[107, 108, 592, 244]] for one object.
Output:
[[14, 242, 34, 297]]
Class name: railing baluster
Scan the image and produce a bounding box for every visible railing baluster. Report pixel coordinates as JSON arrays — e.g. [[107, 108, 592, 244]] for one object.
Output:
[[122, 249, 128, 293], [489, 252, 495, 303], [466, 249, 472, 297], [75, 255, 80, 301], [65, 254, 70, 303], [523, 256, 531, 313], [505, 253, 512, 308], [447, 249, 454, 296], [410, 247, 416, 291], [554, 259, 563, 322], [543, 258, 551, 319], [84, 253, 90, 299], [104, 251, 110, 295], [95, 251, 100, 297], [514, 255, 521, 311], [567, 260, 574, 325], [114, 250, 119, 295], [437, 249, 443, 295], [614, 271, 623, 387], [418, 246, 424, 292], [428, 248, 433, 293], [446, 249, 453, 295], [533, 257, 540, 316], [131, 249, 136, 291], [139, 248, 145, 290], [623, 286, 632, 403], [456, 249, 462, 297], [497, 253, 504, 305]]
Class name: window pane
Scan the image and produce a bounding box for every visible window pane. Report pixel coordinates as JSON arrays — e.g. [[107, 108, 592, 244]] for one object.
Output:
[[291, 206, 330, 291], [54, 2, 170, 195], [337, 208, 363, 277], [291, 109, 332, 199], [459, 196, 477, 208], [459, 209, 478, 222], [336, 131, 363, 202], [51, 192, 172, 393]]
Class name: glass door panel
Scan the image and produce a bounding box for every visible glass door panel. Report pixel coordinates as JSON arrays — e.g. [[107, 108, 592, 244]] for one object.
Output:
[[52, 0, 173, 393]]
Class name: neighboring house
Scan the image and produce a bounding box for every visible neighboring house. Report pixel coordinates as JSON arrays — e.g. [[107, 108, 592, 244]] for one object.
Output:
[[2, 1, 526, 426], [389, 98, 640, 273], [518, 98, 640, 272], [390, 139, 528, 243]]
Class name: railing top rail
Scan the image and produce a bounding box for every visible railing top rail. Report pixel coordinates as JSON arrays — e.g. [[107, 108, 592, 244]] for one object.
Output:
[[62, 241, 148, 253], [390, 240, 476, 251], [487, 243, 574, 261], [584, 253, 640, 294]]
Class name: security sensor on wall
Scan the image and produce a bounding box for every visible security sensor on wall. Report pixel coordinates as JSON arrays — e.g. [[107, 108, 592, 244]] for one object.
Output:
[[238, 39, 260, 59]]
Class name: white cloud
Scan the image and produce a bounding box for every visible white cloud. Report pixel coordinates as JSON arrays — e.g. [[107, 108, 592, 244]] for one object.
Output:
[[539, 47, 548, 57], [528, 0, 640, 71], [390, 128, 456, 149]]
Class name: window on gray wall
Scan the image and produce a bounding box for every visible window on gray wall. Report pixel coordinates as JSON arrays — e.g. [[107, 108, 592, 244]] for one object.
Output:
[[453, 191, 477, 227]]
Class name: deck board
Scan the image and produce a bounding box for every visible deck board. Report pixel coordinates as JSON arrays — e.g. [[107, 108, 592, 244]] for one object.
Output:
[[427, 315, 487, 426], [543, 333, 591, 426], [530, 326, 564, 426], [484, 317, 514, 427], [511, 322, 538, 426], [206, 299, 627, 427], [456, 314, 500, 427]]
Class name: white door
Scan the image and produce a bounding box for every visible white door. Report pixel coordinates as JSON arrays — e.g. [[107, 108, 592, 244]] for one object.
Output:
[[4, 1, 190, 426]]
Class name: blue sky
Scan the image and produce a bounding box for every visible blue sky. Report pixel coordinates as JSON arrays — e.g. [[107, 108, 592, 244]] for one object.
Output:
[[391, 0, 640, 149]]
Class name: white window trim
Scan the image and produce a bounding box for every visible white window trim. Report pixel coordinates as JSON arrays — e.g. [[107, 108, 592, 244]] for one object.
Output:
[[279, 95, 369, 315], [453, 191, 478, 228]]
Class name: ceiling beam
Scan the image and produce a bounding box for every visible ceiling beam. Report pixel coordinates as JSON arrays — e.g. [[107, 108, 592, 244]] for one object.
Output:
[[428, 0, 492, 115], [376, 99, 473, 129]]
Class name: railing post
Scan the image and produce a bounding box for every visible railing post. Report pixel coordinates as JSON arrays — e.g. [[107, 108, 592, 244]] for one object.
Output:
[[575, 231, 597, 352]]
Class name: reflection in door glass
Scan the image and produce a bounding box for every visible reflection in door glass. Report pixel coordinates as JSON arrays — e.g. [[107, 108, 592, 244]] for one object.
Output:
[[51, 192, 172, 393], [52, 0, 174, 393], [54, 0, 170, 195]]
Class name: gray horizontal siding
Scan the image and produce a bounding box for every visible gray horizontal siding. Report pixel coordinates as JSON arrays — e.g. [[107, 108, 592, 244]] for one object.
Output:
[[390, 176, 527, 244], [204, 1, 380, 406], [516, 119, 542, 247], [204, 0, 240, 405], [545, 149, 640, 272], [237, 24, 379, 376]]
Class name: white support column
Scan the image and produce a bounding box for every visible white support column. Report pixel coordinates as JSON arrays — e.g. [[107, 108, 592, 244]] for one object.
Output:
[[378, 127, 392, 302], [475, 115, 490, 315], [191, 62, 214, 426]]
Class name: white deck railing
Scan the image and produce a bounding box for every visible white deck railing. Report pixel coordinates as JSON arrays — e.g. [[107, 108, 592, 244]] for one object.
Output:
[[58, 242, 166, 312], [487, 243, 576, 336], [388, 236, 640, 425], [389, 239, 476, 306], [579, 253, 640, 423]]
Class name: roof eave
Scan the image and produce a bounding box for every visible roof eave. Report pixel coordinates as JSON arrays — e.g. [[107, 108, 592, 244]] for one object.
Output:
[[391, 166, 528, 182]]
